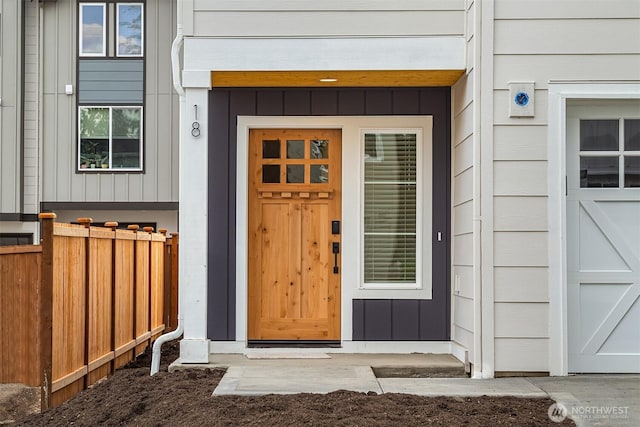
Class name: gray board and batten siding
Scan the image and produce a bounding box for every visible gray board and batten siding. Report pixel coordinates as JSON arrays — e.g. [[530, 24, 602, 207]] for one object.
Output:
[[78, 60, 144, 104], [208, 88, 451, 341]]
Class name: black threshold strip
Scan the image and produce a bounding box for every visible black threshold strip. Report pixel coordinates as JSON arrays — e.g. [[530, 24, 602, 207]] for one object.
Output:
[[247, 340, 341, 348]]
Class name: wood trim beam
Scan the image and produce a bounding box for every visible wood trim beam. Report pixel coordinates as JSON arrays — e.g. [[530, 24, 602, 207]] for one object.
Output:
[[211, 70, 465, 88]]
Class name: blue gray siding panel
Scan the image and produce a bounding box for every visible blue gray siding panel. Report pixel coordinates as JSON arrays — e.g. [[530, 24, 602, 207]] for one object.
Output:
[[208, 88, 451, 341], [78, 59, 144, 104]]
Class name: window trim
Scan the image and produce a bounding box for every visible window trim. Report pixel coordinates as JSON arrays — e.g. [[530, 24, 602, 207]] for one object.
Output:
[[359, 128, 424, 290], [77, 105, 144, 172], [116, 2, 145, 58]]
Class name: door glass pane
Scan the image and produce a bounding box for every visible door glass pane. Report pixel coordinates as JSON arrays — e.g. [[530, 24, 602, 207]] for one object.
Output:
[[624, 119, 640, 151], [580, 120, 619, 151], [286, 140, 304, 159], [286, 165, 304, 183], [117, 4, 144, 56], [80, 4, 105, 56], [624, 156, 640, 188], [580, 156, 619, 188], [311, 140, 329, 159], [262, 165, 280, 183], [310, 165, 329, 183], [262, 140, 280, 159]]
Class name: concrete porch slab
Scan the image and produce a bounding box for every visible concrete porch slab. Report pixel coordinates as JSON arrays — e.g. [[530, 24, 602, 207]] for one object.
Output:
[[212, 365, 382, 396]]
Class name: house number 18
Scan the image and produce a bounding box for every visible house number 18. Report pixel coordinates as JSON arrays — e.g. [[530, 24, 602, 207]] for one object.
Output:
[[192, 104, 201, 137]]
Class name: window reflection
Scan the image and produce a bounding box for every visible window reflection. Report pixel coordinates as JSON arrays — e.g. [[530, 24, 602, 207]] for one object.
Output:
[[580, 156, 619, 188]]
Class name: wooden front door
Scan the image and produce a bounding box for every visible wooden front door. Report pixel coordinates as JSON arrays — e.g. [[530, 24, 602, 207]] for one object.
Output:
[[248, 129, 341, 341]]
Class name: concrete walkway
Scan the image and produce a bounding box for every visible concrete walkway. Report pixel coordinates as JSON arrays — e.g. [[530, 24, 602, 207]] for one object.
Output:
[[171, 354, 640, 426]]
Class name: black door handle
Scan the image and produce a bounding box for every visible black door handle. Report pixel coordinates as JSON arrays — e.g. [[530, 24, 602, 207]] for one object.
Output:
[[332, 242, 339, 274]]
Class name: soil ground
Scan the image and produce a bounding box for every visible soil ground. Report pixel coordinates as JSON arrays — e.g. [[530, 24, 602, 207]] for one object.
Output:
[[7, 342, 575, 426]]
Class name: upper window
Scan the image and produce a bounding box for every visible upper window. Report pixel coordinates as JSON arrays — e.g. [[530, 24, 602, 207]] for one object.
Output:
[[79, 106, 143, 171], [117, 3, 144, 57], [362, 131, 422, 288], [79, 3, 106, 56], [579, 119, 640, 188], [79, 2, 144, 57]]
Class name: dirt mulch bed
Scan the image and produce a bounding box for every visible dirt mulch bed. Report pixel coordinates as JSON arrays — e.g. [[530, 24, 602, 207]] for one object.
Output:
[[12, 342, 574, 426]]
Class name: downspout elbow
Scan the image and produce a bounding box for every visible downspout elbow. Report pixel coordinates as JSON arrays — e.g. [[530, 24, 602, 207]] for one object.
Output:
[[150, 320, 184, 375], [171, 34, 185, 98]]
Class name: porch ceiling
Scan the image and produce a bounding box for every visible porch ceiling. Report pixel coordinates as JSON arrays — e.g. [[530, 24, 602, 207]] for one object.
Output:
[[210, 70, 465, 87]]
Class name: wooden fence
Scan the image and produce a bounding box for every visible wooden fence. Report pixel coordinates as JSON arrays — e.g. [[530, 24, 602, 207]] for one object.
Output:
[[0, 213, 178, 409]]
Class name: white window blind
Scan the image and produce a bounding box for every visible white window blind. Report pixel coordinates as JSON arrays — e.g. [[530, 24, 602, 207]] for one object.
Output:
[[363, 133, 418, 285]]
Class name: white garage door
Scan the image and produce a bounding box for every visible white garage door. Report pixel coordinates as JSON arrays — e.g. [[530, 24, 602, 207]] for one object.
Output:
[[567, 102, 640, 373]]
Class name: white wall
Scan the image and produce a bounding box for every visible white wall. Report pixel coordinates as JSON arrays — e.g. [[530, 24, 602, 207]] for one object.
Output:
[[490, 0, 640, 372], [451, 0, 477, 369]]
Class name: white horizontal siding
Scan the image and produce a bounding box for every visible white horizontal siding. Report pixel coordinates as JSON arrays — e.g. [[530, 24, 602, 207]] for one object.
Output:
[[494, 19, 640, 55], [494, 55, 640, 90], [495, 303, 548, 338], [453, 168, 473, 205], [453, 72, 473, 117], [454, 295, 474, 332], [494, 232, 548, 267], [194, 0, 465, 11], [495, 0, 640, 20], [453, 233, 474, 267], [453, 136, 473, 176], [454, 264, 474, 298], [494, 196, 548, 231], [493, 126, 547, 161], [494, 267, 548, 303], [193, 10, 464, 37], [453, 200, 473, 235], [494, 161, 547, 196], [495, 338, 549, 372], [453, 103, 473, 145], [453, 324, 474, 354]]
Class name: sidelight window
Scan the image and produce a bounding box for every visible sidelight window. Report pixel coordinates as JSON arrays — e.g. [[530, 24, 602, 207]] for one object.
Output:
[[362, 131, 422, 288]]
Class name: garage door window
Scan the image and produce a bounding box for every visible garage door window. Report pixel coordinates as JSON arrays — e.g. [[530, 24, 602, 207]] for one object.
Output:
[[579, 119, 640, 188]]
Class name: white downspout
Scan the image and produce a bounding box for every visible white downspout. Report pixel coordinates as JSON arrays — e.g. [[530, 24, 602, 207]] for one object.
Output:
[[151, 0, 185, 376]]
